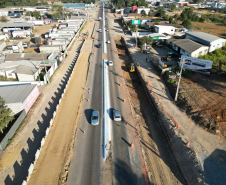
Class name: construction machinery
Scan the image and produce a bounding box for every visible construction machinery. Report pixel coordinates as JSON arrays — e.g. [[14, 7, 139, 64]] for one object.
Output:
[[129, 63, 135, 72]]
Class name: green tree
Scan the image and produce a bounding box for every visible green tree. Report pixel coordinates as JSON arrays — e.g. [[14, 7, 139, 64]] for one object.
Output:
[[127, 20, 132, 27], [141, 10, 146, 15], [169, 17, 173, 24], [193, 0, 202, 3], [0, 16, 9, 23], [52, 13, 61, 19], [0, 97, 13, 133], [174, 13, 180, 19], [170, 4, 176, 11], [199, 16, 205, 22], [138, 36, 152, 48], [130, 25, 137, 32], [156, 8, 165, 17], [182, 19, 192, 29], [148, 11, 151, 16], [33, 11, 40, 19]]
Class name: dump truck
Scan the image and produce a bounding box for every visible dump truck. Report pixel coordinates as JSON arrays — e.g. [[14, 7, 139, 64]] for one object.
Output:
[[129, 63, 135, 72]]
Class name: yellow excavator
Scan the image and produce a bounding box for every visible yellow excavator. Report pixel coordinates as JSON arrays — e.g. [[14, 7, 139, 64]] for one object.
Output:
[[129, 63, 135, 72]]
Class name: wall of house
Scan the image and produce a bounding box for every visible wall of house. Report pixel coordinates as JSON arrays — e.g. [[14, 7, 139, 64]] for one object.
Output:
[[23, 85, 40, 113], [0, 42, 6, 53], [137, 8, 150, 15], [155, 26, 175, 34], [209, 39, 226, 52], [191, 46, 209, 57], [180, 49, 191, 57], [5, 69, 17, 79], [16, 70, 39, 81], [172, 43, 178, 51]]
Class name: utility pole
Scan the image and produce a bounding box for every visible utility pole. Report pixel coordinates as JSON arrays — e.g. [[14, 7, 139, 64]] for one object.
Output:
[[175, 58, 185, 101], [135, 27, 138, 48], [42, 53, 49, 84]]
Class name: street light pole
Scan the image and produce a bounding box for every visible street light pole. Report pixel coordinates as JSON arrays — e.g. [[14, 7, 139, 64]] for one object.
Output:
[[175, 58, 185, 101]]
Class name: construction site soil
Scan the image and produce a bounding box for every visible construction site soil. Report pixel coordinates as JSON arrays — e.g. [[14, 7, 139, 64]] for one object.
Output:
[[115, 38, 186, 184], [164, 72, 226, 138]]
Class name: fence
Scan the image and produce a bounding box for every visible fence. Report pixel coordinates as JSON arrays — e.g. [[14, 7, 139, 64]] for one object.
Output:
[[22, 39, 86, 185], [0, 110, 26, 152]]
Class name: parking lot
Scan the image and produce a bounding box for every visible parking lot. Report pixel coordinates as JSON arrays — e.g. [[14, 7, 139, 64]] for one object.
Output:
[[126, 37, 179, 69]]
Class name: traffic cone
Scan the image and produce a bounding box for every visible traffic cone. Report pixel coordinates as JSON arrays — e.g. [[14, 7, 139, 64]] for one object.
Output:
[[123, 99, 126, 102], [130, 142, 134, 148]]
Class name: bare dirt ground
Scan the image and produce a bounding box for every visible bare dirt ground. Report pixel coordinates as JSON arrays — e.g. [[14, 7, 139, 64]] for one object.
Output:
[[6, 23, 56, 53], [192, 22, 226, 38], [28, 40, 92, 185], [0, 20, 95, 185], [114, 37, 186, 185], [166, 72, 226, 138]]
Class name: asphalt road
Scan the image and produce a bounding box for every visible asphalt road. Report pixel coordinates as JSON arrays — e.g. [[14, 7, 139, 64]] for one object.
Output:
[[67, 9, 103, 185], [67, 5, 147, 185], [105, 9, 147, 185]]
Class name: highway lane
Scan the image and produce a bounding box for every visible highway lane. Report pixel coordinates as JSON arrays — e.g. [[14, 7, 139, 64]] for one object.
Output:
[[105, 9, 147, 185], [67, 8, 103, 185]]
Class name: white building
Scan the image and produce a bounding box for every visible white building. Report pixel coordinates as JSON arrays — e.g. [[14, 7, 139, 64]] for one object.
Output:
[[0, 41, 6, 55], [0, 84, 40, 115], [185, 31, 226, 52], [0, 9, 8, 16], [154, 25, 176, 34], [137, 7, 151, 15], [167, 39, 209, 57]]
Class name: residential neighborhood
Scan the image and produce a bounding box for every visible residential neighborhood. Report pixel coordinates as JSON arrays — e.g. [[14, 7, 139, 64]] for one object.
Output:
[[0, 1, 226, 185]]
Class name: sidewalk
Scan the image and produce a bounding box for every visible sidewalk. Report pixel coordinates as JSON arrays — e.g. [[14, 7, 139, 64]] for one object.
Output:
[[110, 15, 226, 185]]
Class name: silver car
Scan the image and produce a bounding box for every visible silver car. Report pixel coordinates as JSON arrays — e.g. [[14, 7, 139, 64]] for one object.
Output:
[[91, 111, 99, 125], [113, 110, 121, 121]]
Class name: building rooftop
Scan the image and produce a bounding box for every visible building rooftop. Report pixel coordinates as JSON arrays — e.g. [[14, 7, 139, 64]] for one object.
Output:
[[0, 23, 34, 28], [139, 17, 152, 20], [171, 39, 208, 53], [0, 60, 42, 68], [0, 84, 36, 103], [127, 13, 140, 17], [5, 53, 49, 62], [154, 25, 175, 28], [0, 9, 8, 12], [186, 31, 223, 43], [13, 65, 39, 75], [146, 22, 166, 26]]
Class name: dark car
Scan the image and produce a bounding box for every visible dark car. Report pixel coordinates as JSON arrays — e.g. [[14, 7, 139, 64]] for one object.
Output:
[[99, 43, 102, 48]]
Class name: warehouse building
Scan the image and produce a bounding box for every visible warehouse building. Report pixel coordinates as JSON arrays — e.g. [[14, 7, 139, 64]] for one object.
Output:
[[0, 84, 40, 115], [185, 31, 226, 52], [0, 23, 34, 30], [167, 39, 209, 57]]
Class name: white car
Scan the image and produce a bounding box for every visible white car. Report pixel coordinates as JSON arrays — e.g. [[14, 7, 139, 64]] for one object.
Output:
[[107, 40, 110, 44], [113, 110, 121, 121], [99, 29, 102, 32], [106, 29, 109, 31], [108, 61, 113, 66], [91, 111, 100, 125]]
